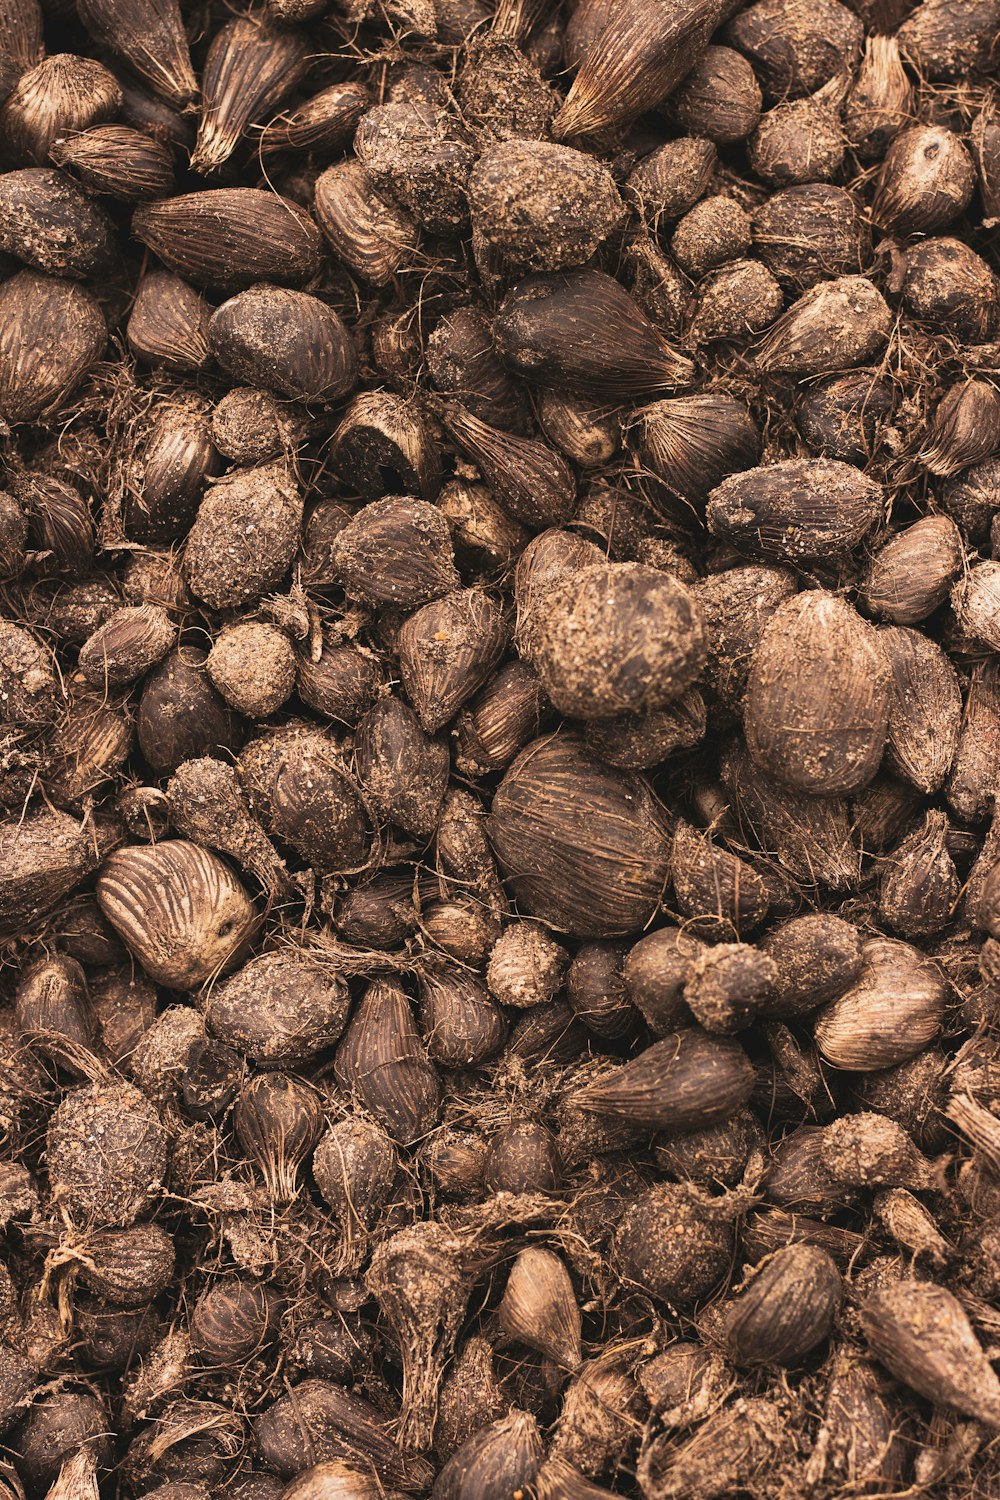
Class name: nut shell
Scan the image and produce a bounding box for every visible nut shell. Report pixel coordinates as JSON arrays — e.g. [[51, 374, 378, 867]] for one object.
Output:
[[745, 591, 890, 796], [488, 735, 672, 938], [96, 840, 256, 988], [721, 1244, 841, 1367]]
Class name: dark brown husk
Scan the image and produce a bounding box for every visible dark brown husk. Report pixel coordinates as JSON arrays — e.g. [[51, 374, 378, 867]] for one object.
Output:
[[553, 0, 730, 139], [488, 734, 671, 937], [76, 0, 195, 108], [495, 271, 694, 396], [133, 191, 323, 292]]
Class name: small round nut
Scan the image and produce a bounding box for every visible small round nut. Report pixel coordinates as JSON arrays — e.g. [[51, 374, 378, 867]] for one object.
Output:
[[206, 622, 297, 718]]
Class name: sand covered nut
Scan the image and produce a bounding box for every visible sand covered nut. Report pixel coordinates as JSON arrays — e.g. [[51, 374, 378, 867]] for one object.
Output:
[[672, 819, 771, 938], [670, 196, 751, 277], [757, 277, 891, 377], [655, 1108, 763, 1190], [725, 0, 861, 99], [696, 565, 796, 710], [708, 460, 882, 563], [122, 551, 193, 614], [721, 1245, 842, 1367], [625, 138, 717, 227], [670, 46, 762, 143], [689, 259, 784, 343], [952, 561, 1000, 652], [873, 125, 975, 237], [748, 88, 845, 188], [354, 99, 473, 234], [752, 184, 871, 293], [206, 951, 349, 1064], [0, 620, 60, 728], [419, 899, 496, 964], [523, 562, 705, 720], [487, 921, 567, 1008], [488, 735, 671, 937], [683, 943, 777, 1034], [799, 372, 896, 468], [816, 1111, 937, 1193], [206, 623, 296, 719], [745, 592, 890, 796], [208, 286, 356, 403], [0, 167, 117, 278], [759, 914, 862, 1019], [0, 806, 104, 940], [47, 1080, 167, 1226], [638, 1395, 784, 1500], [897, 0, 1000, 81], [212, 387, 305, 466], [78, 605, 174, 689], [903, 237, 999, 341], [468, 139, 624, 272], [97, 840, 256, 988], [615, 1181, 738, 1304], [861, 1280, 1000, 1427], [639, 1342, 733, 1426], [484, 1120, 560, 1193], [184, 461, 303, 610], [240, 726, 373, 873], [331, 497, 459, 608], [0, 493, 27, 581]]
